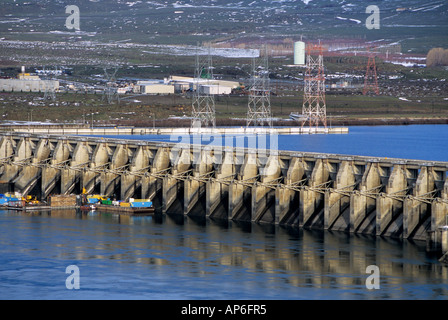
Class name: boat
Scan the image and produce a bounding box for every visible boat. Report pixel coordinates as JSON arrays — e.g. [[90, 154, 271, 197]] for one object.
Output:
[[80, 204, 97, 211], [86, 195, 110, 204], [96, 198, 154, 215], [0, 193, 24, 206], [289, 113, 307, 121], [0, 193, 27, 209]]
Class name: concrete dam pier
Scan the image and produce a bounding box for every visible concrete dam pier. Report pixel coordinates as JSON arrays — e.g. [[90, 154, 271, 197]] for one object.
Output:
[[1, 132, 447, 244]]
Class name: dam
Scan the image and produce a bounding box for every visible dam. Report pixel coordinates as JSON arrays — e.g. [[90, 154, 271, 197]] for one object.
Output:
[[0, 132, 447, 244]]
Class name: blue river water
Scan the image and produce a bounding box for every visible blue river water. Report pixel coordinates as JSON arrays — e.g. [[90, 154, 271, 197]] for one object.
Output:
[[91, 125, 448, 162], [0, 125, 447, 300], [1, 210, 447, 300]]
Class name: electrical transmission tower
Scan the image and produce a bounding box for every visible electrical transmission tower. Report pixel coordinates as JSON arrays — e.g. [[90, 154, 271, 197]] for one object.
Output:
[[246, 45, 272, 128], [301, 42, 327, 130], [42, 66, 57, 101], [43, 80, 56, 101], [191, 45, 216, 129], [102, 66, 120, 104], [363, 47, 379, 95]]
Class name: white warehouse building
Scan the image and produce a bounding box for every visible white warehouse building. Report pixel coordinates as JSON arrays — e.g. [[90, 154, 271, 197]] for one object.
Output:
[[168, 76, 240, 94], [200, 84, 232, 95], [134, 77, 240, 95], [0, 78, 59, 93], [137, 80, 175, 95]]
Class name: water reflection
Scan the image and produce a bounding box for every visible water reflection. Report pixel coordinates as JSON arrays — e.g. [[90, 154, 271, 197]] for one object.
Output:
[[1, 209, 448, 299]]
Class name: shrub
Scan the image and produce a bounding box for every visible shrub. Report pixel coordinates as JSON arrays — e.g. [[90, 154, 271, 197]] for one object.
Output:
[[426, 48, 448, 67]]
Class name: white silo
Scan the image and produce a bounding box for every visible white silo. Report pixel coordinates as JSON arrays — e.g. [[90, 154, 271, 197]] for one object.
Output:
[[294, 41, 305, 65]]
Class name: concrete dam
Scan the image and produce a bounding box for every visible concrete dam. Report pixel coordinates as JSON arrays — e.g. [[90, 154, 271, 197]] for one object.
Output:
[[1, 132, 447, 243]]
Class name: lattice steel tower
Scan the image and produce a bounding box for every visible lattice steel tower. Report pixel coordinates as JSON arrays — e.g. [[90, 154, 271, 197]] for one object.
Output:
[[42, 66, 57, 101], [301, 43, 327, 130], [102, 66, 120, 104], [363, 47, 379, 95], [43, 80, 56, 101], [246, 45, 272, 128], [191, 46, 216, 128]]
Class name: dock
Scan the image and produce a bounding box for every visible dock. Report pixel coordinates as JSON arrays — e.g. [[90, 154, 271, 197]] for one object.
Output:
[[93, 204, 155, 216], [4, 205, 78, 211], [4, 203, 154, 216]]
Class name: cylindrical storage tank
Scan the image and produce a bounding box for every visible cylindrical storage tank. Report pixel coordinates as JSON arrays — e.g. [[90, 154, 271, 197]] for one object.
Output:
[[294, 41, 305, 65]]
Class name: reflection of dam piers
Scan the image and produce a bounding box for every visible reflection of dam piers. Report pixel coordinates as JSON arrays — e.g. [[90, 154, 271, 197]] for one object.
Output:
[[0, 132, 447, 246]]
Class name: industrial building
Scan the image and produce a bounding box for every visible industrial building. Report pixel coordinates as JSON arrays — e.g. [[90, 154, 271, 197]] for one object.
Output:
[[200, 84, 232, 95], [168, 75, 240, 94], [125, 76, 241, 95], [135, 80, 174, 95], [0, 68, 59, 93], [141, 84, 174, 94], [0, 79, 59, 93], [133, 76, 239, 95]]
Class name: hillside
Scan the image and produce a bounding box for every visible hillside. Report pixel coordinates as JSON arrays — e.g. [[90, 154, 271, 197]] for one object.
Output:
[[0, 0, 446, 125], [0, 0, 447, 51]]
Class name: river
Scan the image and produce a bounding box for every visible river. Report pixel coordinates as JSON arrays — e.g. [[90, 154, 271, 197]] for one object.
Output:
[[89, 124, 448, 162], [0, 125, 447, 300], [0, 209, 447, 300]]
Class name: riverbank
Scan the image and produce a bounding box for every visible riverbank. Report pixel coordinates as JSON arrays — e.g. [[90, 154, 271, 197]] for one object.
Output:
[[1, 117, 447, 135], [325, 117, 448, 127], [9, 114, 448, 130], [1, 89, 447, 128]]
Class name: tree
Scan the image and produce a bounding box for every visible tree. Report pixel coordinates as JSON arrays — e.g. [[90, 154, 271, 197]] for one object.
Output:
[[426, 48, 448, 67]]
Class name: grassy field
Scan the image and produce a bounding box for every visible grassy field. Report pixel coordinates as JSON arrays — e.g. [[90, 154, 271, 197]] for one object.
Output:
[[1, 87, 447, 128]]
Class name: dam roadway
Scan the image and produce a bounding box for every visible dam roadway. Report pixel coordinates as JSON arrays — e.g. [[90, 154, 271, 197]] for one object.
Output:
[[0, 132, 447, 243]]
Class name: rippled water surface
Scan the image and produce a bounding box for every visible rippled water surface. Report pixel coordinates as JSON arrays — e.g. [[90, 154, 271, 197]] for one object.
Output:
[[1, 125, 447, 300], [0, 210, 447, 300]]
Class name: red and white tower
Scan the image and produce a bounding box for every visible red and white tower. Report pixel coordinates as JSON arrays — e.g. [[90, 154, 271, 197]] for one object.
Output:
[[363, 47, 379, 95]]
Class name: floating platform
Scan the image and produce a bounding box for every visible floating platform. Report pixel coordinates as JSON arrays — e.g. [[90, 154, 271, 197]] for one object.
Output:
[[4, 203, 154, 216], [94, 204, 155, 216], [4, 205, 77, 211]]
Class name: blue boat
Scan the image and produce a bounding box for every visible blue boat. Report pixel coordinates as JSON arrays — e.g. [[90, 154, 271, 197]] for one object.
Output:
[[129, 200, 153, 208], [0, 193, 24, 206]]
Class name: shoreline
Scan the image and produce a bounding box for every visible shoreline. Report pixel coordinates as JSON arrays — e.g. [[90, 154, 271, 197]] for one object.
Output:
[[1, 117, 447, 133], [110, 116, 448, 128], [325, 117, 448, 127]]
